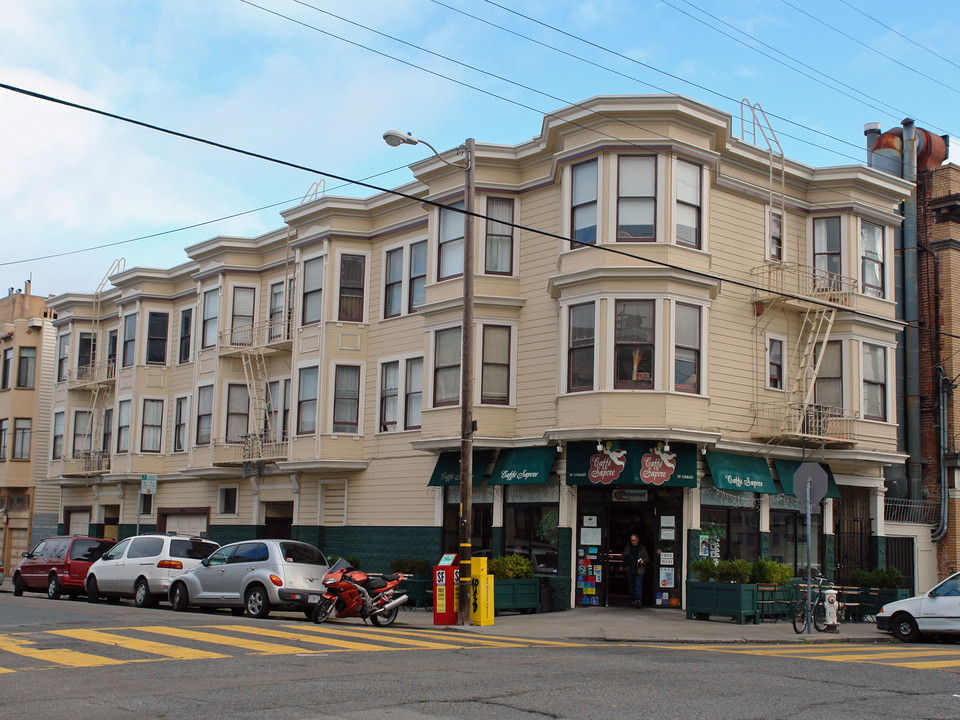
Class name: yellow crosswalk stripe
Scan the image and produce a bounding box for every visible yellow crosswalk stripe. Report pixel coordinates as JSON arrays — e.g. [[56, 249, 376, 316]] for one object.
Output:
[[280, 624, 465, 650], [0, 666, 14, 674], [212, 625, 400, 651], [809, 650, 960, 662], [135, 626, 309, 655], [422, 629, 583, 647], [0, 634, 125, 668], [369, 627, 540, 648], [47, 628, 227, 660], [888, 659, 960, 669]]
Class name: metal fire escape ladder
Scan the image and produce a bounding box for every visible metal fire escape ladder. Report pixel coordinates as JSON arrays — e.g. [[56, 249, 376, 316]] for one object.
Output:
[[740, 99, 786, 230], [789, 303, 836, 435], [241, 348, 270, 464]]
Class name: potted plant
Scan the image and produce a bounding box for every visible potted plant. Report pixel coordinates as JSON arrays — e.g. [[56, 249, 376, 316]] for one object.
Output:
[[488, 554, 540, 614], [850, 567, 909, 617]]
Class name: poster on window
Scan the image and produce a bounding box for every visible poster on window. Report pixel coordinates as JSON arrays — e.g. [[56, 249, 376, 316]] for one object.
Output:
[[659, 567, 675, 588]]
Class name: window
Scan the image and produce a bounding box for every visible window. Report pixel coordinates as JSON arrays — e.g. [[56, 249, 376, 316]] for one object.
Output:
[[405, 357, 423, 430], [17, 347, 35, 387], [571, 159, 598, 246], [439, 202, 465, 280], [434, 327, 461, 406], [127, 537, 164, 559], [615, 300, 655, 389], [219, 486, 238, 515], [485, 198, 514, 273], [302, 257, 324, 325], [481, 325, 510, 404], [106, 329, 118, 376], [196, 386, 213, 445], [73, 411, 92, 456], [384, 248, 403, 319], [140, 493, 153, 516], [202, 289, 219, 348], [770, 210, 783, 262], [503, 480, 560, 575], [117, 400, 131, 453], [0, 418, 6, 460], [13, 418, 30, 460], [269, 281, 287, 341], [231, 288, 255, 345], [863, 343, 887, 421], [141, 401, 167, 456], [178, 308, 192, 363], [814, 341, 842, 410], [57, 334, 70, 382], [618, 156, 655, 241], [297, 367, 318, 434], [78, 332, 96, 372], [333, 365, 360, 433], [380, 361, 398, 432], [122, 314, 137, 367], [568, 303, 595, 392], [146, 312, 168, 364], [338, 254, 365, 322], [410, 241, 427, 312], [102, 408, 113, 454], [52, 412, 64, 460], [861, 221, 884, 298], [174, 397, 188, 452], [768, 337, 784, 390], [226, 385, 249, 440], [676, 160, 701, 248], [265, 379, 290, 439], [813, 217, 841, 287], [674, 303, 700, 393], [1, 348, 12, 389]]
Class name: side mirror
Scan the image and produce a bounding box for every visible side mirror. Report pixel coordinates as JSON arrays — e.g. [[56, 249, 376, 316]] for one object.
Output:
[[21, 552, 31, 558], [201, 557, 210, 567], [929, 590, 938, 598]]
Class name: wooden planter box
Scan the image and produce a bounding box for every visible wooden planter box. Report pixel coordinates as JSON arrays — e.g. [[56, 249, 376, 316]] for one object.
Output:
[[493, 578, 541, 614], [857, 587, 910, 617], [686, 580, 759, 625], [398, 576, 432, 609]]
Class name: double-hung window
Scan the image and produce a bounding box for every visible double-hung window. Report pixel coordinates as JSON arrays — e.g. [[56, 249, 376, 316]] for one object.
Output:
[[813, 217, 841, 289], [338, 255, 365, 322], [439, 202, 465, 280], [615, 300, 655, 389], [676, 160, 701, 248], [863, 343, 886, 421], [116, 400, 131, 453], [178, 308, 193, 363], [146, 313, 168, 364], [231, 288, 255, 345], [618, 156, 655, 241], [73, 411, 92, 456], [380, 361, 399, 432], [379, 357, 423, 431], [384, 248, 403, 319], [333, 366, 361, 433], [571, 159, 598, 246], [17, 347, 35, 387], [269, 281, 287, 341], [102, 409, 113, 454], [13, 419, 30, 460], [485, 198, 514, 274], [106, 329, 118, 377], [434, 328, 461, 406], [122, 314, 137, 367], [52, 412, 64, 460], [674, 304, 701, 393], [202, 289, 219, 348], [265, 379, 290, 439], [196, 386, 213, 446], [78, 332, 96, 376], [297, 367, 318, 435], [140, 400, 162, 453], [410, 241, 427, 312], [861, 221, 884, 298], [302, 257, 324, 325], [174, 397, 188, 452], [814, 341, 842, 411], [57, 334, 69, 382], [768, 337, 784, 390], [568, 303, 595, 392], [0, 418, 7, 459], [2, 348, 13, 389], [481, 326, 510, 405], [405, 357, 423, 430], [226, 385, 249, 441], [770, 211, 783, 262]]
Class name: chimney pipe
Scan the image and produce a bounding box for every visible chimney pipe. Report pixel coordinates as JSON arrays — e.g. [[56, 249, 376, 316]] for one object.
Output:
[[864, 122, 882, 162]]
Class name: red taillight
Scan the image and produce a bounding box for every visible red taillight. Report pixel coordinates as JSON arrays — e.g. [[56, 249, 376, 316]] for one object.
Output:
[[157, 560, 183, 570], [64, 561, 72, 576], [269, 574, 283, 587]]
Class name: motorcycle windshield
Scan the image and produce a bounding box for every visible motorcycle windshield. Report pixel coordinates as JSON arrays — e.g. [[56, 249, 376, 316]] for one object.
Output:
[[326, 557, 353, 574]]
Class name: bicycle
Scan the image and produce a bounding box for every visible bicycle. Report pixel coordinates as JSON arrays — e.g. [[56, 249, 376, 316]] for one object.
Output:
[[792, 575, 838, 634]]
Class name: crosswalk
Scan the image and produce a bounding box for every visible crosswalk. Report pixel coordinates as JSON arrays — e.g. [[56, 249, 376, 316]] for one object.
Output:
[[0, 622, 584, 674], [665, 643, 960, 671]]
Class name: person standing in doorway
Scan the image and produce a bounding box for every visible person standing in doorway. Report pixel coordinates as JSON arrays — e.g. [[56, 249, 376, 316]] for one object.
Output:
[[622, 532, 650, 608]]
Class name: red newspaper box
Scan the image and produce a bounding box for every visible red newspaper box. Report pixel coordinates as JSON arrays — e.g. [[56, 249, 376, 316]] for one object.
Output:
[[433, 553, 459, 625]]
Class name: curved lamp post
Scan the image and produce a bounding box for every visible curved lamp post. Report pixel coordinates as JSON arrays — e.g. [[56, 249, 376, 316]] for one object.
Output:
[[384, 129, 475, 626]]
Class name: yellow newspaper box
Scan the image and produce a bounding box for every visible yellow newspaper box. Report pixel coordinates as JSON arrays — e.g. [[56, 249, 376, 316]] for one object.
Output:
[[470, 556, 494, 626]]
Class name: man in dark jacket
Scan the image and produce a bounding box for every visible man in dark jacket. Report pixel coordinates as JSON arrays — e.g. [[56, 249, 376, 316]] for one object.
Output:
[[623, 532, 650, 608]]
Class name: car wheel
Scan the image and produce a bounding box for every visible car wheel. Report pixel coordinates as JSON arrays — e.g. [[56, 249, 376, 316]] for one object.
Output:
[[244, 585, 272, 619], [171, 583, 189, 612], [312, 599, 334, 624], [134, 578, 156, 608], [86, 576, 100, 603], [47, 574, 62, 600], [13, 573, 23, 597], [892, 613, 921, 643], [371, 606, 399, 627]]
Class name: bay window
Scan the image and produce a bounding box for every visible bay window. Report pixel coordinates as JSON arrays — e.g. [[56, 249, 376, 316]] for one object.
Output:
[[674, 303, 700, 393], [384, 248, 403, 319], [122, 314, 137, 367], [117, 400, 131, 453], [195, 387, 212, 446], [302, 257, 324, 325], [863, 343, 887, 421], [226, 385, 249, 441], [571, 159, 598, 246], [861, 221, 884, 298], [568, 303, 595, 392], [617, 156, 655, 241], [140, 400, 162, 453], [434, 327, 461, 406], [676, 160, 701, 248], [202, 289, 219, 348], [406, 357, 423, 430], [73, 411, 92, 455], [17, 347, 35, 387], [615, 300, 655, 389], [481, 325, 510, 405], [146, 312, 168, 364], [439, 202, 465, 280], [52, 412, 64, 460], [409, 241, 427, 312], [338, 254, 365, 322], [297, 367, 318, 435], [380, 361, 399, 432], [231, 288, 255, 345], [814, 341, 843, 411], [179, 308, 192, 364], [57, 334, 69, 382], [485, 197, 514, 274], [813, 217, 841, 287], [333, 365, 360, 433]]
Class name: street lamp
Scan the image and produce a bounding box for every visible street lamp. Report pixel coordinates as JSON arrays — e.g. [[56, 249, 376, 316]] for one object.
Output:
[[384, 129, 476, 626]]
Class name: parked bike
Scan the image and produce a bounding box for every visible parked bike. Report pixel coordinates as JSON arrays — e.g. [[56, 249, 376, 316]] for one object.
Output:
[[792, 574, 839, 634], [311, 558, 408, 626]]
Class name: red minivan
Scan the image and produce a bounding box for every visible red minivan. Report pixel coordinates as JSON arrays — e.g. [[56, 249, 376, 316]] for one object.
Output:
[[13, 536, 116, 599]]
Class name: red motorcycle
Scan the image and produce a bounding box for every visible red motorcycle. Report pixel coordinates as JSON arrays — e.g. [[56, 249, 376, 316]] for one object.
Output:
[[311, 558, 408, 626]]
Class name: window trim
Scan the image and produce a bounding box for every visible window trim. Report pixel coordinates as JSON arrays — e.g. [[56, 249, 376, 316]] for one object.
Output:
[[145, 311, 169, 365], [862, 342, 888, 422], [296, 365, 319, 435], [484, 196, 515, 275], [173, 395, 189, 453], [860, 219, 885, 298], [673, 302, 702, 394], [675, 158, 702, 249], [139, 398, 164, 454], [302, 255, 325, 326], [178, 307, 193, 364], [613, 299, 657, 390], [201, 288, 219, 349], [433, 326, 462, 407], [566, 301, 596, 394], [765, 333, 786, 392], [480, 324, 512, 406], [616, 155, 657, 242], [332, 364, 362, 434], [570, 158, 599, 247], [438, 201, 466, 281], [195, 385, 213, 446], [122, 313, 137, 367], [337, 252, 367, 323]]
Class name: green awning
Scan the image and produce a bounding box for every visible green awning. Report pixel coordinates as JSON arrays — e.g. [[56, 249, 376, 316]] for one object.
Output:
[[427, 451, 491, 487], [772, 459, 841, 499], [489, 446, 556, 485], [705, 451, 777, 495], [565, 441, 697, 487]]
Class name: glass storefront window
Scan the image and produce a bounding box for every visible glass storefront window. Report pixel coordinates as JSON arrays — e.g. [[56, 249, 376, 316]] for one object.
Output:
[[701, 506, 759, 562], [504, 479, 560, 574], [443, 483, 493, 557]]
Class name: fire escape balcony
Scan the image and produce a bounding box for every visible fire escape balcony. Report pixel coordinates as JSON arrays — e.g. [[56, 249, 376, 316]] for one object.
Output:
[[212, 433, 289, 466], [750, 263, 859, 310], [218, 317, 293, 356], [66, 361, 117, 389], [61, 450, 112, 477], [752, 401, 858, 446]]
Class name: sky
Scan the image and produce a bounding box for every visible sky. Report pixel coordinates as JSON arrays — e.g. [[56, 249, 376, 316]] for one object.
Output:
[[2, 0, 960, 297]]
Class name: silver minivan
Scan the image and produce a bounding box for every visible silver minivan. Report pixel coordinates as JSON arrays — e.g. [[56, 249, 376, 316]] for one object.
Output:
[[86, 534, 220, 607]]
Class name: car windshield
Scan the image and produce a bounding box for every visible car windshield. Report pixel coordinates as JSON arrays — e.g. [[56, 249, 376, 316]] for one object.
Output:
[[170, 539, 219, 560], [280, 542, 327, 565], [934, 575, 960, 597], [70, 539, 115, 562]]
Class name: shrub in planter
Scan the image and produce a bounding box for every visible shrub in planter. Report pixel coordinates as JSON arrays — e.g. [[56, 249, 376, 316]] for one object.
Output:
[[489, 554, 535, 579], [689, 558, 717, 582], [849, 567, 904, 589], [750, 558, 793, 585], [715, 559, 752, 584], [389, 558, 432, 575]]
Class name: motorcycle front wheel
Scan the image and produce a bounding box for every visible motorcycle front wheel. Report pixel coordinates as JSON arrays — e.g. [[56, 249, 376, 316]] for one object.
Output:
[[371, 605, 398, 627], [312, 598, 334, 624]]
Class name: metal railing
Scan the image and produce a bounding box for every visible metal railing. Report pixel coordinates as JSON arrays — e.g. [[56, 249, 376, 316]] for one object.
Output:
[[751, 263, 858, 308], [67, 360, 116, 385], [753, 401, 858, 443], [62, 450, 111, 476], [218, 317, 292, 353], [212, 432, 289, 465], [884, 497, 938, 525]]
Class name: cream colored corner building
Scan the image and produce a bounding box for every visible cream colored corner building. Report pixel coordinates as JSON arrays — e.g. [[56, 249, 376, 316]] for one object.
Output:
[[45, 95, 928, 610]]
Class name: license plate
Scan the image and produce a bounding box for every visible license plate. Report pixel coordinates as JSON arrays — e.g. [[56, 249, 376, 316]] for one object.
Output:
[[308, 594, 321, 604]]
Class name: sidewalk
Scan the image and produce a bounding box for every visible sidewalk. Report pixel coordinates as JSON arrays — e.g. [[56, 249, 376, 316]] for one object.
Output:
[[395, 606, 891, 644]]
